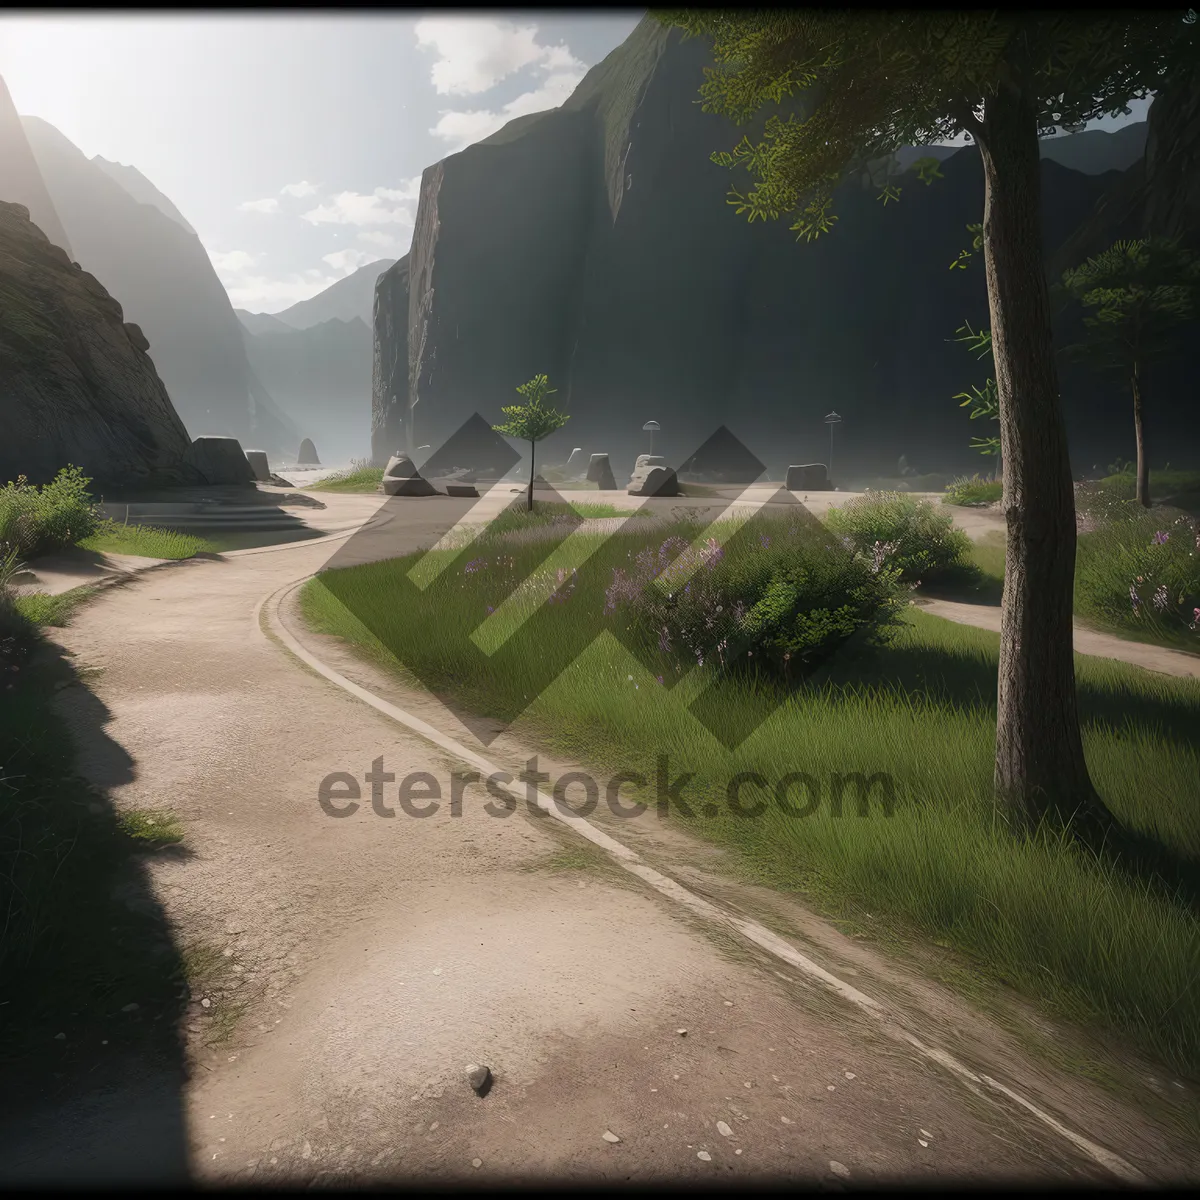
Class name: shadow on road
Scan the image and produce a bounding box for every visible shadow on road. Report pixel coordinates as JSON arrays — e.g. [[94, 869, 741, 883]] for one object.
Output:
[[0, 630, 190, 1185]]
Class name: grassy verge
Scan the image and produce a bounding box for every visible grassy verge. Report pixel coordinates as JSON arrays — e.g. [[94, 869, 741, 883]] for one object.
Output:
[[78, 518, 215, 560], [306, 464, 384, 493], [300, 515, 1200, 1077], [13, 585, 100, 628], [944, 474, 1003, 507]]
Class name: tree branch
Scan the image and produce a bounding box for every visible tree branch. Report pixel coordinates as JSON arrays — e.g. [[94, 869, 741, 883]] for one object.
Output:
[[952, 98, 985, 142]]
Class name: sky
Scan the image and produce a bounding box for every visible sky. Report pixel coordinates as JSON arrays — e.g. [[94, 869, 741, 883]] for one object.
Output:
[[0, 12, 1149, 315], [0, 12, 644, 312]]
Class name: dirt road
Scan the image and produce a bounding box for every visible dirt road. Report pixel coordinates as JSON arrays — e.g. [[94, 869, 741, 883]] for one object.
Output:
[[1, 491, 1194, 1185]]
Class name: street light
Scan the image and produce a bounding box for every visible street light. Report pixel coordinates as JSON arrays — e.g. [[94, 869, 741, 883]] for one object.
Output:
[[643, 420, 660, 457], [824, 411, 842, 479]]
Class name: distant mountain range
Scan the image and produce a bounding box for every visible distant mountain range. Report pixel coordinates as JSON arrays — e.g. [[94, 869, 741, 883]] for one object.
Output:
[[12, 114, 300, 458], [247, 258, 397, 331]]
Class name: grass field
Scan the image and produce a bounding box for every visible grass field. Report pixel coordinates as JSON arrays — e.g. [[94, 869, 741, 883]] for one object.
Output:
[[307, 465, 385, 493], [301, 510, 1200, 1078], [79, 518, 215, 560]]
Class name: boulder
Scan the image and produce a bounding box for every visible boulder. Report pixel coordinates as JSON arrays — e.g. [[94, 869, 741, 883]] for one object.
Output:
[[786, 463, 831, 491], [586, 453, 616, 490], [0, 199, 197, 487], [628, 464, 680, 497], [268, 473, 294, 488], [446, 483, 480, 498], [381, 453, 438, 497], [297, 437, 321, 466], [182, 436, 256, 486], [244, 449, 271, 482], [635, 454, 667, 469]]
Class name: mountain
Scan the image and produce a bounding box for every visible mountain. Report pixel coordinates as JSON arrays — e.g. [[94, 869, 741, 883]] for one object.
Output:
[[17, 115, 298, 457], [0, 200, 197, 487], [240, 316, 373, 463], [372, 19, 1195, 480], [0, 75, 72, 258], [236, 308, 294, 336], [91, 156, 196, 234], [269, 258, 397, 330]]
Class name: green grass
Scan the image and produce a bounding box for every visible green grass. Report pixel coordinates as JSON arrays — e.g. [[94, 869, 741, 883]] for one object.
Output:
[[13, 585, 98, 628], [306, 465, 385, 493], [301, 514, 1200, 1078], [1095, 468, 1200, 503], [78, 518, 214, 560], [944, 474, 1003, 507]]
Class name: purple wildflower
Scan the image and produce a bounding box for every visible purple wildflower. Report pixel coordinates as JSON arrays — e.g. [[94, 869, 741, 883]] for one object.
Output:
[[464, 557, 485, 575], [1130, 583, 1140, 611], [1152, 530, 1170, 545]]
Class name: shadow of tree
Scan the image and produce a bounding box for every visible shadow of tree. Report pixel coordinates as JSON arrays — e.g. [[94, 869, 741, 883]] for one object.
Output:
[[0, 632, 189, 1185]]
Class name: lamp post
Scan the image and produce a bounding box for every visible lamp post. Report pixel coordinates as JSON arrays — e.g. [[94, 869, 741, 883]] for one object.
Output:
[[643, 420, 660, 457], [824, 411, 842, 480]]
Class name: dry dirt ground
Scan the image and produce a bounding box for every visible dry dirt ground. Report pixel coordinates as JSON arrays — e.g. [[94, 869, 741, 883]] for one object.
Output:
[[1, 489, 1197, 1186]]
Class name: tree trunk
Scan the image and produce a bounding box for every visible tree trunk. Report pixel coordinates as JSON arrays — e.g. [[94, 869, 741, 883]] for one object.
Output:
[[1132, 364, 1150, 507], [976, 83, 1111, 836], [528, 440, 535, 512]]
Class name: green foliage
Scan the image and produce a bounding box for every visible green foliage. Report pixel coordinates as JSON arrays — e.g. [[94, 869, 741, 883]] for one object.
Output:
[[0, 466, 100, 560], [79, 519, 213, 560], [654, 10, 1197, 241], [825, 491, 972, 582], [308, 460, 385, 493], [948, 223, 984, 271], [493, 374, 571, 445], [1061, 238, 1200, 376], [951, 321, 1001, 458], [944, 474, 1003, 507], [1076, 509, 1200, 648], [604, 513, 907, 683]]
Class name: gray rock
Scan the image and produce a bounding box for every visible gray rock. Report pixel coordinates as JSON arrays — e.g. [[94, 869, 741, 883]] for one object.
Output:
[[297, 437, 320, 466], [446, 483, 479, 497], [586, 453, 616, 490], [635, 454, 666, 469], [628, 464, 680, 497], [786, 463, 831, 491], [381, 453, 439, 496], [244, 449, 271, 482], [465, 1063, 492, 1093], [182, 436, 256, 486], [0, 200, 197, 487], [123, 321, 150, 353], [602, 1130, 621, 1143], [267, 473, 294, 488]]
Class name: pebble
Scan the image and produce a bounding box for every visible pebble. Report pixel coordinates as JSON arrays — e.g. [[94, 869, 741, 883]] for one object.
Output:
[[201, 998, 212, 1009], [716, 1121, 733, 1137], [844, 1071, 855, 1080], [430, 1122, 439, 1131], [472, 1159, 482, 1169], [723, 1000, 734, 1007], [697, 1151, 712, 1162], [465, 1064, 492, 1092], [54, 1032, 65, 1041], [676, 1029, 688, 1036], [829, 1161, 850, 1179], [920, 1129, 933, 1139], [826, 1085, 836, 1092], [918, 1139, 929, 1148], [735, 1149, 743, 1156], [432, 968, 442, 976], [780, 1116, 793, 1125], [602, 1131, 621, 1143]]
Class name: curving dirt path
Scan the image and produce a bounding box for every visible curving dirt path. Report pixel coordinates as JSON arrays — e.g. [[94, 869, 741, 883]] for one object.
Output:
[[2, 491, 1196, 1186]]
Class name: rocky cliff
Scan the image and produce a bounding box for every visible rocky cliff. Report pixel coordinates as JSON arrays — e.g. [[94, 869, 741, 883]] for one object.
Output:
[[373, 19, 1199, 479], [0, 200, 196, 488], [16, 117, 297, 457]]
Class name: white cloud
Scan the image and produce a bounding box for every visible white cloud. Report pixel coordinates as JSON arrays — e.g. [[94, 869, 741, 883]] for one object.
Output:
[[280, 180, 320, 198], [236, 197, 280, 215], [225, 274, 342, 312], [415, 18, 589, 152], [415, 18, 547, 96], [208, 248, 258, 277], [357, 229, 404, 250], [300, 180, 421, 227], [322, 247, 382, 274], [430, 66, 587, 151]]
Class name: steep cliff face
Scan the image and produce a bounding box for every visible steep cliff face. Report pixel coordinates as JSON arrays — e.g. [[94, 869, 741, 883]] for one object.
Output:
[[371, 255, 410, 464], [377, 19, 1199, 479], [18, 117, 296, 457], [0, 201, 196, 487], [1142, 58, 1200, 246]]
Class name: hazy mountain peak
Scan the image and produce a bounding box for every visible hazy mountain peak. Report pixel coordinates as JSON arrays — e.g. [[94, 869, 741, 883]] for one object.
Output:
[[272, 258, 398, 330], [91, 155, 197, 234]]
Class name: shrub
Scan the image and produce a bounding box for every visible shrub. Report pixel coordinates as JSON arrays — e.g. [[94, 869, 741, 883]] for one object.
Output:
[[603, 511, 907, 683], [1075, 508, 1200, 643], [825, 491, 971, 582], [0, 466, 100, 559], [944, 474, 1003, 507]]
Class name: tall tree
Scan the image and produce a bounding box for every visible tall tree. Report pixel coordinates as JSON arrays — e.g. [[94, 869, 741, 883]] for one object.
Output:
[[1060, 238, 1200, 507], [493, 374, 571, 512], [654, 9, 1198, 835]]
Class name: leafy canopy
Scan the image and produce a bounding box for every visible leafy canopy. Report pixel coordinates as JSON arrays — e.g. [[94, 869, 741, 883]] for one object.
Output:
[[654, 10, 1198, 241], [1060, 238, 1200, 374], [493, 374, 571, 444]]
